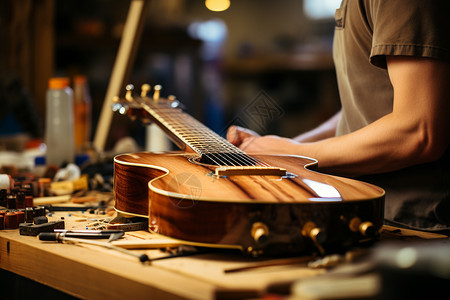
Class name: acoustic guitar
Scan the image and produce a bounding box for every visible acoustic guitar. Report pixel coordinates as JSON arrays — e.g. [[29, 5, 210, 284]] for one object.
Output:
[[112, 84, 385, 257]]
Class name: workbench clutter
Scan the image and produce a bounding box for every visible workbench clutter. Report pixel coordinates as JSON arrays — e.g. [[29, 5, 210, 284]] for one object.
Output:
[[0, 171, 83, 231], [0, 154, 112, 232], [0, 149, 157, 263], [0, 72, 99, 228], [0, 173, 38, 229]]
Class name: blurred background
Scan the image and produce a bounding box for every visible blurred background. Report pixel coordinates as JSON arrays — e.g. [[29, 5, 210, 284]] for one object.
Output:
[[0, 0, 341, 153]]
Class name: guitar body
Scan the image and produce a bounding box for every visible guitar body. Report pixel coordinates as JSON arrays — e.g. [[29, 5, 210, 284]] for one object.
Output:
[[114, 151, 384, 256]]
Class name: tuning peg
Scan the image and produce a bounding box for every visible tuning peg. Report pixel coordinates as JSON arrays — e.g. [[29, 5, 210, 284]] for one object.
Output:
[[168, 95, 181, 108], [302, 221, 326, 254], [125, 84, 134, 102], [251, 222, 269, 243], [111, 96, 128, 115], [141, 84, 151, 97], [153, 84, 162, 101], [348, 217, 376, 237]]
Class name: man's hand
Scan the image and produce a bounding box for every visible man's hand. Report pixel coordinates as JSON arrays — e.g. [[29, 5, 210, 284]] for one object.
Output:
[[226, 125, 301, 154], [226, 125, 260, 147]]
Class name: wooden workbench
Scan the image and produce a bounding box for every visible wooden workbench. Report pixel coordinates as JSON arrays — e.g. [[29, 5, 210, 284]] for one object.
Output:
[[0, 210, 326, 300], [0, 211, 447, 300]]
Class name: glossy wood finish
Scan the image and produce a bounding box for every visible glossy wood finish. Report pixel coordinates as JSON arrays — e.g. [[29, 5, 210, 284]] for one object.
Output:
[[113, 93, 385, 256], [114, 152, 385, 256]]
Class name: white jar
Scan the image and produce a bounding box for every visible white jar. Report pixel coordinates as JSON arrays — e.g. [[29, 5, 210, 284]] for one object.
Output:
[[45, 77, 75, 167]]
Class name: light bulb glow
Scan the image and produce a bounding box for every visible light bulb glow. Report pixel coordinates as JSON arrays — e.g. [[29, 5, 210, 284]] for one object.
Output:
[[205, 0, 230, 12]]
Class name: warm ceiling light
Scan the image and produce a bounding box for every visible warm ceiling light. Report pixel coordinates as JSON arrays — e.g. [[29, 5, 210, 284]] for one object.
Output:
[[205, 0, 230, 12]]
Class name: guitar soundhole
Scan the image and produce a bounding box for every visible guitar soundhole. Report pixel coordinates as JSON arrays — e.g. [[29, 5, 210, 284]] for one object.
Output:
[[199, 153, 258, 166]]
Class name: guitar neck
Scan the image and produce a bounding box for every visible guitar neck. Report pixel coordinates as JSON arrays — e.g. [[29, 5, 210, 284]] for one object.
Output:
[[137, 97, 244, 156]]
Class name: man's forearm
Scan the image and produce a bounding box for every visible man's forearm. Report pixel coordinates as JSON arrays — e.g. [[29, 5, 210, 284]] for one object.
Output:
[[293, 111, 341, 143], [300, 113, 437, 177]]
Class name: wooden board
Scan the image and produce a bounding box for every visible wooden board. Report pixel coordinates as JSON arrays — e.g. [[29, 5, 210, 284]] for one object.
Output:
[[0, 211, 326, 299], [1, 210, 447, 300], [0, 229, 216, 300]]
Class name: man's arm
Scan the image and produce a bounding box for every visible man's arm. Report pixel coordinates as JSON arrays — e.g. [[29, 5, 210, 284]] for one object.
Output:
[[227, 110, 341, 146], [293, 111, 341, 143], [227, 56, 450, 177]]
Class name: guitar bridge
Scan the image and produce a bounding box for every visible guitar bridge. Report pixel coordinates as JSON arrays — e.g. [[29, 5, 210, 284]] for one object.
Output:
[[214, 166, 287, 177]]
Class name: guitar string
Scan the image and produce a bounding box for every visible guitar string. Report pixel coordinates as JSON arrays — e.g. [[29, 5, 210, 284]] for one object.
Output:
[[154, 109, 243, 166], [145, 102, 271, 167], [168, 115, 270, 167], [168, 120, 256, 167], [151, 109, 232, 166], [166, 115, 263, 167], [168, 117, 246, 167], [143, 103, 266, 167]]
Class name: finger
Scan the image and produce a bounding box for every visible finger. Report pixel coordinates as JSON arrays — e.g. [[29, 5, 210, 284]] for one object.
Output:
[[226, 125, 240, 145], [226, 126, 252, 146], [227, 126, 260, 145]]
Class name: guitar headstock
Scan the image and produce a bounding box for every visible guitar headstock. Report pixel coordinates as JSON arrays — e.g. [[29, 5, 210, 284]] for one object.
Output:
[[112, 83, 182, 123]]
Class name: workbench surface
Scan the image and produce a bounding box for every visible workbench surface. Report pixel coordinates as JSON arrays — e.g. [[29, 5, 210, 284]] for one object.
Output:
[[0, 211, 324, 300], [0, 211, 447, 300]]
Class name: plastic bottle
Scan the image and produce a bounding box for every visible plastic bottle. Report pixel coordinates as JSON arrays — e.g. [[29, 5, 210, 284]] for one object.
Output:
[[73, 75, 92, 153], [45, 77, 75, 167]]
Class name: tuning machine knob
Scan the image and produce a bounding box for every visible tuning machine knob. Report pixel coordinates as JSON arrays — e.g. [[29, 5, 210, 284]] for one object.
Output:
[[153, 84, 162, 101], [302, 221, 326, 254], [125, 84, 134, 102], [251, 222, 269, 243], [302, 221, 326, 243], [349, 217, 376, 237], [141, 83, 151, 98], [360, 221, 375, 237], [111, 96, 129, 115]]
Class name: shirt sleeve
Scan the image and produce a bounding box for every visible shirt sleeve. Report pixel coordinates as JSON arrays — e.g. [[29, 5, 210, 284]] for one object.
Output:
[[369, 0, 450, 68]]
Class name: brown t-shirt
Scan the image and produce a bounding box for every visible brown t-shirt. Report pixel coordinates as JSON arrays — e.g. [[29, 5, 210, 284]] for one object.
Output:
[[333, 0, 450, 232]]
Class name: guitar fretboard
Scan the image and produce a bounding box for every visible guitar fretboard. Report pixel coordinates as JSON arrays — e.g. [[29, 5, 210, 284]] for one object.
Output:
[[138, 99, 269, 168]]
